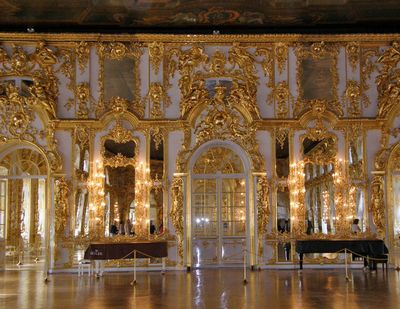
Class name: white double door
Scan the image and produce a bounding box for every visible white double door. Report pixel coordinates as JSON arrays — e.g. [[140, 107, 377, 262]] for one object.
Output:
[[192, 173, 247, 266]]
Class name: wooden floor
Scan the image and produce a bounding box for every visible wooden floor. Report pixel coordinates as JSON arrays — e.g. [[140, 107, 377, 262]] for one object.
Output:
[[1, 266, 400, 309]]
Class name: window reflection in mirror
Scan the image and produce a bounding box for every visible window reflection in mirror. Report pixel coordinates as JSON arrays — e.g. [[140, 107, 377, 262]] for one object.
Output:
[[103, 135, 137, 237], [104, 58, 134, 102], [276, 136, 291, 261], [303, 137, 336, 235], [105, 165, 136, 236], [74, 188, 89, 236], [149, 136, 164, 235]]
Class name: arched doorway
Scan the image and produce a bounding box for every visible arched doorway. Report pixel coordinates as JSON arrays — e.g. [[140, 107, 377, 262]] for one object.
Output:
[[0, 148, 48, 267], [191, 144, 249, 266]]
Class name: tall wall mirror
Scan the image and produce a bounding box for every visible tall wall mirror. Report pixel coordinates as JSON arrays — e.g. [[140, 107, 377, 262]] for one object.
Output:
[[73, 127, 90, 237], [149, 134, 164, 235], [102, 122, 138, 237], [98, 43, 142, 115], [275, 132, 291, 262], [302, 135, 337, 235]]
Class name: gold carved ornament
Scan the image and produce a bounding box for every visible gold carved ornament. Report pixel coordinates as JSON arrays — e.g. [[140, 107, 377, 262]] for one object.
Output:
[[257, 176, 270, 236], [376, 41, 400, 118], [170, 177, 184, 261], [268, 81, 293, 118], [55, 177, 70, 241], [192, 83, 264, 171], [143, 82, 171, 119], [346, 42, 360, 72], [342, 80, 368, 118], [76, 82, 91, 119], [370, 175, 385, 236], [76, 41, 90, 73], [148, 42, 164, 74]]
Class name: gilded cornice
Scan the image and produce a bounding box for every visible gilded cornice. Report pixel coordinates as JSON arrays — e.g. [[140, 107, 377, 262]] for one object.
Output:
[[0, 33, 399, 44]]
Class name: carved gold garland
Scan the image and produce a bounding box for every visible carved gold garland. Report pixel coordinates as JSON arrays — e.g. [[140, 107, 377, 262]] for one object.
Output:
[[170, 177, 184, 261]]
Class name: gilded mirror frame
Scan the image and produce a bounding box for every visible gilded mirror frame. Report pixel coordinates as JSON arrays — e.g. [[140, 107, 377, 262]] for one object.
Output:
[[97, 42, 143, 118], [295, 42, 341, 118]]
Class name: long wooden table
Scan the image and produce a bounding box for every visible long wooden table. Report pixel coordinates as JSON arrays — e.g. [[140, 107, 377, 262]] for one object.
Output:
[[295, 239, 388, 269]]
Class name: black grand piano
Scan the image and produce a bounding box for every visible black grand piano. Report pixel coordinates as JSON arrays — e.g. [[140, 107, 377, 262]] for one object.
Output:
[[295, 239, 388, 269]]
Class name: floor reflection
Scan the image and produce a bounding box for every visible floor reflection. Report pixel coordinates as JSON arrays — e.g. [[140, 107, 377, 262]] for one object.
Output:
[[1, 268, 399, 308]]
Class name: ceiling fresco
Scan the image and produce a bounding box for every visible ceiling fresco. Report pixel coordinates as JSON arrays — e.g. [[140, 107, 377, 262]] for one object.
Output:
[[0, 0, 399, 33]]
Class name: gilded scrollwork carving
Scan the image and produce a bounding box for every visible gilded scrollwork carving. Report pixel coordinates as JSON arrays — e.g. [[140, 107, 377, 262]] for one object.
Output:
[[346, 42, 360, 71], [55, 177, 70, 240], [143, 82, 171, 119], [342, 80, 368, 117], [275, 127, 289, 150], [376, 41, 400, 118], [370, 175, 385, 236], [275, 43, 288, 74], [76, 82, 91, 119], [76, 41, 90, 72], [257, 176, 270, 236], [170, 177, 184, 261], [268, 81, 293, 118], [148, 42, 164, 74]]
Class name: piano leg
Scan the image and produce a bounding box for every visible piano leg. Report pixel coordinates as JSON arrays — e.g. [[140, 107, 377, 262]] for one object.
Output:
[[299, 253, 303, 270]]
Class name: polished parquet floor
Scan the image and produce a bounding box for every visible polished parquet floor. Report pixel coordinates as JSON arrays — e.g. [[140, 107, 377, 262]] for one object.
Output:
[[1, 266, 400, 309]]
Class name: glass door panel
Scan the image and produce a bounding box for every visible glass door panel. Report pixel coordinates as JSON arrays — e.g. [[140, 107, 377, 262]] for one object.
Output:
[[192, 179, 217, 237], [221, 178, 246, 236]]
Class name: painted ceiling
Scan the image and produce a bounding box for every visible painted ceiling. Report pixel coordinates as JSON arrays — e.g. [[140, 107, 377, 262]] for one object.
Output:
[[1, 0, 399, 33]]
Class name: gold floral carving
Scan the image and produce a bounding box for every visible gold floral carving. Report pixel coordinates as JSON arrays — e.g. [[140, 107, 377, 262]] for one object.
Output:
[[76, 82, 91, 119], [257, 176, 270, 235], [103, 153, 136, 168], [148, 42, 164, 74], [192, 83, 264, 171], [76, 41, 90, 72], [360, 48, 378, 107], [143, 82, 171, 119], [167, 45, 260, 119], [342, 80, 368, 117], [275, 43, 288, 74], [370, 175, 385, 236], [55, 177, 70, 241], [255, 47, 273, 86], [376, 41, 400, 118], [275, 127, 288, 150], [150, 126, 165, 151], [268, 81, 293, 118], [170, 177, 184, 261], [346, 42, 360, 71]]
